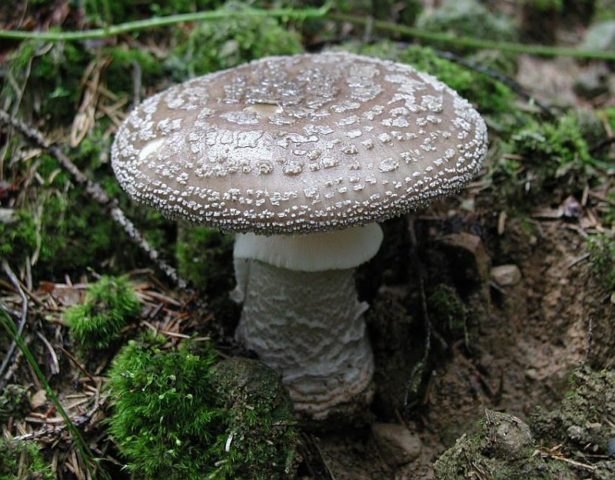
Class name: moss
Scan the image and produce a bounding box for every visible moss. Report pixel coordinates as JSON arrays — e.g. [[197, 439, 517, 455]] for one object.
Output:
[[176, 225, 234, 294], [210, 357, 300, 479], [494, 111, 607, 206], [416, 0, 517, 46], [522, 0, 564, 12], [66, 275, 141, 351], [108, 336, 298, 479], [33, 151, 172, 278], [105, 46, 166, 95], [167, 3, 303, 81], [339, 41, 516, 115], [3, 124, 173, 280], [84, 0, 225, 24], [1, 40, 163, 127], [434, 410, 575, 480], [588, 234, 615, 292], [0, 210, 38, 265], [37, 190, 119, 275], [1, 41, 90, 124], [176, 225, 240, 330], [531, 367, 615, 454], [0, 437, 54, 480], [602, 106, 615, 132], [0, 384, 30, 422], [428, 284, 468, 339]]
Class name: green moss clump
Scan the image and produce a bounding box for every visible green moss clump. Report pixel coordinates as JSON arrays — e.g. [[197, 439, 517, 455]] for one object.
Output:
[[66, 275, 141, 351], [0, 384, 30, 422], [339, 41, 516, 115], [428, 284, 467, 339], [588, 234, 615, 292], [494, 111, 607, 205], [168, 3, 303, 81], [416, 0, 517, 45], [0, 210, 38, 265], [108, 336, 298, 479], [0, 437, 54, 480]]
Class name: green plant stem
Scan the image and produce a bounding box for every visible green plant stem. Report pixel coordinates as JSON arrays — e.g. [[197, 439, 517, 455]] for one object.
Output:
[[0, 312, 103, 478], [1, 4, 612, 61], [0, 4, 331, 41], [331, 13, 615, 62]]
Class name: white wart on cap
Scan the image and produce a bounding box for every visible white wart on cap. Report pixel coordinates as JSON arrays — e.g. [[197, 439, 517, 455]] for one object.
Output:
[[112, 52, 487, 235]]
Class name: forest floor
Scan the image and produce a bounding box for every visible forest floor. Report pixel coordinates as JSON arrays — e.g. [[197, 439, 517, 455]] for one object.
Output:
[[0, 0, 614, 479]]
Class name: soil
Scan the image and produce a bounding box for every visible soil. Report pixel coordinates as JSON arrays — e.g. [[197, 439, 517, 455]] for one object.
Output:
[[310, 212, 593, 479]]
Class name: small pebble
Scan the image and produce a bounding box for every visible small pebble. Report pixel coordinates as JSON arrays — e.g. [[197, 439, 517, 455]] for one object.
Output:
[[608, 437, 615, 457], [491, 264, 522, 287]]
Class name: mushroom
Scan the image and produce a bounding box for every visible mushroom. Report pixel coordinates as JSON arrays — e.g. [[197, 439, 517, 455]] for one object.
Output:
[[111, 52, 487, 419]]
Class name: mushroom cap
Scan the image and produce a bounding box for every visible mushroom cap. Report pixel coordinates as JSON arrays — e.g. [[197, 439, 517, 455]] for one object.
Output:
[[112, 52, 487, 235]]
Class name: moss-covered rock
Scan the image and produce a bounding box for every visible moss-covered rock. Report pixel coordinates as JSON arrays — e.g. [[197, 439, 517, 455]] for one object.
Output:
[[108, 336, 298, 479], [210, 357, 300, 479], [0, 437, 54, 480], [434, 410, 575, 479], [65, 275, 141, 351], [532, 367, 615, 452]]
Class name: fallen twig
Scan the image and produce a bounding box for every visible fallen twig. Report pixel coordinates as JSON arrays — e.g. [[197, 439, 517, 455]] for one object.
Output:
[[0, 109, 188, 289], [14, 408, 99, 442]]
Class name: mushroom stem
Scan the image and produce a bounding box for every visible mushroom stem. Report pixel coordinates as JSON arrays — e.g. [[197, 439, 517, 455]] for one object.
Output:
[[232, 224, 383, 418], [234, 259, 374, 418]]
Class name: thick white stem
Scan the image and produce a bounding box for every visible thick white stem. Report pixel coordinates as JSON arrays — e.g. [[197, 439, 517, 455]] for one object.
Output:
[[235, 260, 374, 418]]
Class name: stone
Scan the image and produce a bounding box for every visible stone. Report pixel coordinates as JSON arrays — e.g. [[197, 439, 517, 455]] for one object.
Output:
[[491, 264, 522, 286], [437, 233, 490, 282], [372, 422, 422, 466], [0, 208, 15, 224], [582, 20, 615, 52], [574, 66, 610, 100], [483, 410, 533, 460]]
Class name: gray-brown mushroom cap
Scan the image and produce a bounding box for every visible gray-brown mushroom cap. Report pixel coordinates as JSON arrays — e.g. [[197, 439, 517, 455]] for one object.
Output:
[[111, 52, 487, 234]]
